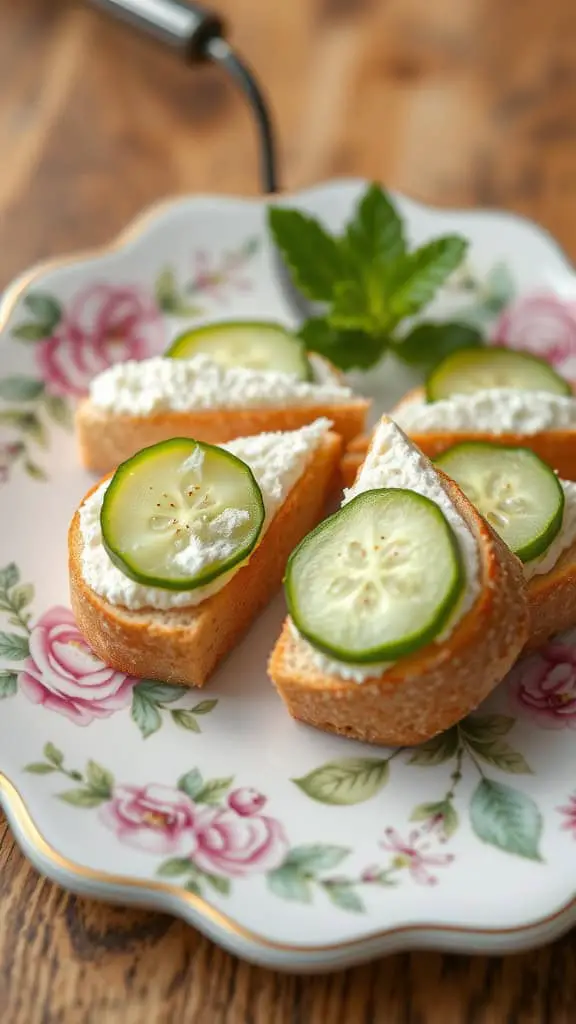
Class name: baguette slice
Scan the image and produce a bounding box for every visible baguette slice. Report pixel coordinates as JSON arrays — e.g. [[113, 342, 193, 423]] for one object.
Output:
[[70, 429, 341, 689], [76, 356, 369, 474], [526, 539, 576, 650], [269, 420, 529, 746], [341, 386, 576, 488]]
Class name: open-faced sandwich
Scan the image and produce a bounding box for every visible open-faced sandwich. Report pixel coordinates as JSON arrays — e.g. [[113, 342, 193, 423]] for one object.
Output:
[[69, 418, 341, 687], [341, 347, 576, 487], [76, 320, 369, 473], [268, 416, 529, 746], [434, 441, 576, 650]]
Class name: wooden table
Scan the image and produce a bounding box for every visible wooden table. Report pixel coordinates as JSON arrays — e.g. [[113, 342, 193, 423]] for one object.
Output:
[[1, 0, 576, 1019]]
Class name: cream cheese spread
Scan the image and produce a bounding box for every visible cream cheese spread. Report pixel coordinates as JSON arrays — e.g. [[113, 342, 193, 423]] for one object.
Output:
[[89, 353, 351, 415], [394, 388, 576, 435], [291, 418, 481, 683], [524, 479, 576, 580], [79, 418, 331, 611]]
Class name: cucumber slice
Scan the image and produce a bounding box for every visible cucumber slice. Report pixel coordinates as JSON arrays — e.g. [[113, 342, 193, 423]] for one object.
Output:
[[165, 321, 312, 381], [426, 347, 571, 401], [101, 438, 265, 590], [286, 489, 464, 664], [436, 442, 564, 563]]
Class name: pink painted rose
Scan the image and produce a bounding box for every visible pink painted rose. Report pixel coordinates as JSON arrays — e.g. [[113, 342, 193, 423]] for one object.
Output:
[[227, 787, 267, 816], [492, 292, 576, 378], [37, 284, 165, 397], [558, 794, 576, 837], [19, 607, 136, 725], [508, 640, 576, 728], [100, 784, 197, 855], [192, 798, 289, 877]]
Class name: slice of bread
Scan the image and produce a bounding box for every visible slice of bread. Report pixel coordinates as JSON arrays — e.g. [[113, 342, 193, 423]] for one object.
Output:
[[269, 423, 529, 747], [77, 398, 368, 475], [69, 430, 341, 688], [341, 386, 576, 488], [525, 539, 576, 650]]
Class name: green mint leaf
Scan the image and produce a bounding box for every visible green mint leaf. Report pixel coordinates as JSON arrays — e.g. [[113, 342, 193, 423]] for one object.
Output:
[[268, 207, 343, 301], [329, 280, 376, 332], [393, 321, 483, 371], [343, 183, 405, 264], [23, 293, 62, 332], [299, 317, 386, 371], [0, 376, 45, 402], [387, 237, 468, 320]]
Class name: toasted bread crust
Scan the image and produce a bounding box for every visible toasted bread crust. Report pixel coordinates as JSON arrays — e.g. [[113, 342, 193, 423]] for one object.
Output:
[[76, 398, 368, 474], [268, 474, 529, 746], [341, 386, 576, 488], [69, 433, 341, 688], [526, 537, 576, 649]]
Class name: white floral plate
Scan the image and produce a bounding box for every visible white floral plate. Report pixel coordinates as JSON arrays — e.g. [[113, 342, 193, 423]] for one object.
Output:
[[1, 179, 576, 973]]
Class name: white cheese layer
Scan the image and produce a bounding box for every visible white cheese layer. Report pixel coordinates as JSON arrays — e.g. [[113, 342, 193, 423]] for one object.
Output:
[[89, 353, 352, 415], [394, 388, 576, 435], [79, 418, 331, 611], [524, 479, 576, 580], [291, 418, 481, 683]]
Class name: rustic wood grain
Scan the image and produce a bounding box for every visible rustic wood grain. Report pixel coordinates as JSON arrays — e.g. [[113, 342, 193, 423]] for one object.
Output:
[[1, 0, 576, 1019]]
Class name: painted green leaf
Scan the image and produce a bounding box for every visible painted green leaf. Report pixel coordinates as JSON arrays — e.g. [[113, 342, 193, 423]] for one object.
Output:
[[0, 376, 45, 402], [202, 872, 231, 896], [410, 799, 459, 838], [134, 680, 184, 704], [322, 882, 365, 914], [195, 777, 234, 805], [293, 757, 390, 806], [178, 768, 204, 800], [13, 411, 47, 448], [86, 760, 114, 796], [157, 857, 194, 878], [408, 727, 459, 767], [43, 742, 64, 767], [460, 714, 515, 742], [131, 690, 162, 739], [0, 563, 19, 591], [0, 670, 18, 698], [59, 789, 108, 808], [171, 709, 201, 732], [267, 865, 312, 903], [191, 699, 218, 715], [468, 740, 532, 775], [470, 779, 543, 860], [24, 461, 47, 481], [185, 879, 202, 896], [43, 393, 72, 429], [24, 762, 56, 775], [10, 583, 34, 612], [11, 323, 50, 342], [0, 631, 29, 660], [24, 292, 62, 332], [284, 845, 350, 873], [482, 263, 516, 314]]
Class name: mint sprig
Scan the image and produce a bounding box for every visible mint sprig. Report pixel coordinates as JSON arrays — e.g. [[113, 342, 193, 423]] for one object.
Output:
[[268, 183, 480, 371]]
